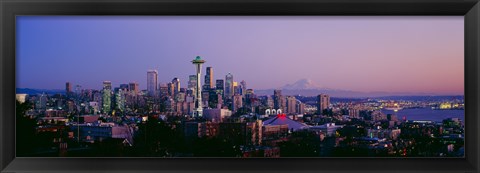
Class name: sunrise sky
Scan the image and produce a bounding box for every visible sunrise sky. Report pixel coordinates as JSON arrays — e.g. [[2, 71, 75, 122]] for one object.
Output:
[[16, 16, 464, 95]]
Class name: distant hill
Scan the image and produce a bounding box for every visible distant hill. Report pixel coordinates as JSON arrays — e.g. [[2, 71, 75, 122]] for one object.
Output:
[[16, 88, 65, 95]]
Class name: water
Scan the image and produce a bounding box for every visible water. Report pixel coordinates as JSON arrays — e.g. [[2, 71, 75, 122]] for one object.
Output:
[[381, 108, 464, 122]]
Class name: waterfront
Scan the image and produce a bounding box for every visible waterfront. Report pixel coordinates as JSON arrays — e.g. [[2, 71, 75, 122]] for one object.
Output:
[[381, 108, 464, 122]]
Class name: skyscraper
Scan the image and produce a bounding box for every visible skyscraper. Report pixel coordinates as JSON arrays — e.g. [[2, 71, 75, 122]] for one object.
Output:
[[225, 73, 234, 99], [167, 82, 175, 97], [192, 56, 205, 117], [317, 94, 330, 115], [245, 89, 255, 107], [102, 81, 112, 114], [240, 80, 247, 95], [281, 96, 286, 112], [128, 82, 139, 95], [147, 70, 158, 96], [188, 75, 197, 97], [65, 82, 72, 94], [286, 96, 297, 114], [204, 67, 214, 89], [274, 90, 282, 110], [103, 81, 112, 90], [233, 94, 243, 113], [233, 81, 239, 95], [202, 90, 210, 107], [115, 88, 126, 113], [93, 91, 103, 109], [172, 77, 181, 96], [266, 95, 274, 108], [296, 102, 306, 115], [216, 79, 224, 96], [119, 84, 129, 90], [37, 93, 48, 110], [159, 83, 169, 98]]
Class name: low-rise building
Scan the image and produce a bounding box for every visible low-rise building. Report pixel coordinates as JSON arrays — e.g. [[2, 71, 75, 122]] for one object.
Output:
[[203, 108, 232, 122], [70, 123, 133, 144], [308, 123, 343, 137]]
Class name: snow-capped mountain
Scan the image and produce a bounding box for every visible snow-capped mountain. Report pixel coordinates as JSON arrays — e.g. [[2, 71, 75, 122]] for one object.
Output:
[[281, 79, 323, 90]]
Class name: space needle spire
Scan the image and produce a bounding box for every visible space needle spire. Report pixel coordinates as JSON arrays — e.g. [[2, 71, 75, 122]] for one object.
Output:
[[191, 56, 205, 117]]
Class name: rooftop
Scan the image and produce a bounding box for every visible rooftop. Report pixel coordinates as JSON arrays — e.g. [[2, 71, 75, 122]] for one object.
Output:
[[191, 56, 206, 64], [263, 114, 308, 131]]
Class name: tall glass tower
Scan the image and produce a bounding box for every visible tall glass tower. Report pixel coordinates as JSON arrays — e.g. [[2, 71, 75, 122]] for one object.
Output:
[[317, 94, 330, 115], [204, 67, 213, 89], [147, 70, 158, 96], [171, 77, 181, 96], [191, 56, 205, 117], [188, 75, 197, 96], [225, 73, 234, 100], [102, 81, 112, 114]]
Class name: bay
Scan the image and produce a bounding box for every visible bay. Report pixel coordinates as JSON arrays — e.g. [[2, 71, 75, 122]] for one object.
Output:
[[381, 108, 464, 122]]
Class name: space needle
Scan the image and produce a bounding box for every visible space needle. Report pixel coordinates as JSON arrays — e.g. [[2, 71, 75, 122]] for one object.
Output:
[[191, 56, 205, 117]]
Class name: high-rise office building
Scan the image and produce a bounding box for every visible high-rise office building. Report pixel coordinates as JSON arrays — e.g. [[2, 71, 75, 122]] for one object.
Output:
[[216, 79, 224, 96], [240, 80, 247, 95], [115, 88, 126, 113], [172, 77, 181, 96], [266, 95, 274, 108], [159, 83, 169, 98], [244, 89, 256, 109], [102, 81, 112, 114], [233, 94, 243, 113], [296, 102, 305, 114], [274, 90, 282, 110], [93, 91, 103, 109], [225, 73, 234, 100], [204, 67, 214, 89], [119, 84, 128, 89], [103, 81, 112, 90], [192, 56, 205, 117], [167, 82, 175, 97], [175, 92, 186, 103], [119, 84, 129, 93], [233, 81, 240, 95], [147, 70, 158, 96], [66, 82, 72, 94], [128, 82, 139, 95], [317, 94, 330, 115], [202, 90, 210, 107], [37, 93, 48, 110], [188, 75, 197, 96], [286, 96, 297, 114]]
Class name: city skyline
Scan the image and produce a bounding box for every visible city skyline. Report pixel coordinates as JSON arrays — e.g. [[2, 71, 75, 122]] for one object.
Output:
[[17, 16, 464, 95]]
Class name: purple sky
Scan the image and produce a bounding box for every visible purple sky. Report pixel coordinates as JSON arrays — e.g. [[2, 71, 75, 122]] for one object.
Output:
[[16, 16, 464, 95]]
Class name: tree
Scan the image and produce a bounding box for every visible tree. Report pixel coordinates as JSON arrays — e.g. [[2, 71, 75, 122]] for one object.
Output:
[[278, 130, 321, 157], [191, 137, 241, 157], [132, 117, 185, 156], [16, 101, 37, 156]]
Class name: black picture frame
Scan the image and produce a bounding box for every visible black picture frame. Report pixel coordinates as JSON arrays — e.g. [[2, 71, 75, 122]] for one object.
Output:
[[1, 0, 479, 172]]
